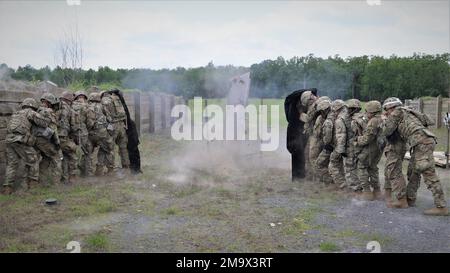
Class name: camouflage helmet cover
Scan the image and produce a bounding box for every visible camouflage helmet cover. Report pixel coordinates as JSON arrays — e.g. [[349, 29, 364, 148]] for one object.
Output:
[[331, 99, 345, 112], [74, 90, 88, 100], [382, 97, 402, 110], [346, 99, 361, 109], [21, 98, 39, 110], [88, 92, 102, 102], [300, 91, 314, 107], [60, 91, 74, 102], [40, 92, 58, 105], [365, 100, 382, 113], [316, 99, 331, 111]]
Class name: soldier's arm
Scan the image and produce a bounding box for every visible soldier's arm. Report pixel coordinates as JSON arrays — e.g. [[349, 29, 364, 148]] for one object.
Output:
[[357, 119, 378, 146], [85, 107, 96, 131], [334, 118, 347, 154], [322, 119, 333, 145], [28, 110, 50, 128], [102, 99, 114, 123], [382, 109, 401, 137]]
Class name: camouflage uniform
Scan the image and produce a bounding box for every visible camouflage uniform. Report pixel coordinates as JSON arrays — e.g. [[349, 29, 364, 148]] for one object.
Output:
[[315, 100, 333, 184], [4, 98, 50, 193], [102, 91, 130, 168], [34, 93, 62, 185], [56, 92, 79, 183], [88, 93, 114, 175], [383, 99, 447, 209], [328, 100, 348, 187], [383, 131, 407, 198], [343, 99, 362, 189], [350, 112, 366, 191], [355, 101, 383, 194], [72, 91, 94, 177]]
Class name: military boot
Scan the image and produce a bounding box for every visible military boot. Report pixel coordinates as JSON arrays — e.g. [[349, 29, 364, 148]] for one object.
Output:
[[95, 168, 104, 176], [361, 191, 374, 201], [423, 207, 449, 216], [26, 179, 39, 190], [384, 189, 393, 208], [407, 198, 416, 207], [391, 197, 408, 209], [373, 189, 383, 200], [2, 185, 13, 195]]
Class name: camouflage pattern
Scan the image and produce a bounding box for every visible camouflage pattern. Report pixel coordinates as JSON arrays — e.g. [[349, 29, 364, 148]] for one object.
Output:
[[328, 105, 348, 186], [343, 100, 361, 189], [88, 99, 114, 175], [56, 100, 78, 182], [383, 131, 407, 194], [4, 105, 50, 188], [383, 106, 447, 208], [102, 92, 130, 168], [355, 111, 383, 192], [72, 99, 94, 177], [34, 106, 62, 184], [315, 109, 335, 184]]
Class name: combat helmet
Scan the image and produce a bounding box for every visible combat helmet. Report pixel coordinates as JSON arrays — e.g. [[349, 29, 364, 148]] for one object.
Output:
[[382, 97, 402, 110], [74, 90, 88, 100], [100, 90, 110, 98], [346, 99, 361, 109], [88, 92, 102, 102], [316, 99, 331, 112], [300, 91, 315, 107], [60, 91, 74, 102], [21, 98, 39, 110], [331, 99, 345, 112], [40, 93, 58, 105], [365, 100, 382, 113]]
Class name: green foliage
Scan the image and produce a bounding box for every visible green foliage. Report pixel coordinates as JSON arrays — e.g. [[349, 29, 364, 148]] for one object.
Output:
[[2, 53, 449, 101]]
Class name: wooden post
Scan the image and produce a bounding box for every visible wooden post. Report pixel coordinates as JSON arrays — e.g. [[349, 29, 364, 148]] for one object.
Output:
[[149, 93, 155, 133], [161, 95, 166, 129], [418, 98, 424, 113], [436, 95, 442, 128], [134, 92, 141, 136]]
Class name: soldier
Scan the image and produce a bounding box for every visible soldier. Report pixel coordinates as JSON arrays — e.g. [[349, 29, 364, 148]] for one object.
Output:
[[88, 92, 114, 176], [344, 99, 362, 191], [309, 96, 331, 181], [2, 98, 50, 194], [328, 100, 348, 188], [101, 90, 130, 170], [72, 91, 94, 177], [56, 91, 79, 183], [354, 101, 384, 201], [34, 93, 62, 185], [299, 90, 318, 180], [315, 99, 334, 185], [382, 97, 448, 216]]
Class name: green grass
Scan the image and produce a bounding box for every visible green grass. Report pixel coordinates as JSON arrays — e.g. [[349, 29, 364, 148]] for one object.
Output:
[[319, 242, 340, 252], [85, 232, 110, 251]]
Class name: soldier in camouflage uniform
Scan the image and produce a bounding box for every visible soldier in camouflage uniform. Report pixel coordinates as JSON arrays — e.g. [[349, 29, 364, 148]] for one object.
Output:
[[34, 93, 62, 185], [382, 97, 448, 216], [72, 91, 94, 177], [328, 100, 348, 188], [299, 90, 318, 180], [56, 91, 79, 183], [315, 99, 334, 185], [88, 92, 115, 176], [101, 90, 130, 170], [354, 101, 384, 201], [309, 96, 331, 181], [2, 98, 50, 194], [344, 99, 362, 191]]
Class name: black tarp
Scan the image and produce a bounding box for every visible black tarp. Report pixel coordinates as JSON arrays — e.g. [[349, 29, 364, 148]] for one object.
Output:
[[284, 88, 318, 180]]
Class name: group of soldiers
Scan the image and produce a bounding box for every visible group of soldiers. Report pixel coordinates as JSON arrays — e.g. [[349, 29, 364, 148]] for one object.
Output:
[[298, 91, 448, 216], [2, 89, 131, 195]]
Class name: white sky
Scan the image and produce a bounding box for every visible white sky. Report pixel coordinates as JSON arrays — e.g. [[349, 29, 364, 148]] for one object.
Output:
[[0, 0, 449, 69]]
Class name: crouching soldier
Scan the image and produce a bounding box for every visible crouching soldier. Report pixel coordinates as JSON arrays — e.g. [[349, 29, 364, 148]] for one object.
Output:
[[382, 97, 448, 216], [34, 93, 62, 185], [88, 92, 114, 176], [56, 91, 79, 183], [2, 98, 50, 194], [354, 101, 384, 201]]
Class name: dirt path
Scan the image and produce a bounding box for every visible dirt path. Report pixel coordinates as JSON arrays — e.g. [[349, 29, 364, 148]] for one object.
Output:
[[1, 133, 449, 253]]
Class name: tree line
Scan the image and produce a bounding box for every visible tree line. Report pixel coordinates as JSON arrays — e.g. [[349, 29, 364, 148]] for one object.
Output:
[[1, 53, 449, 101]]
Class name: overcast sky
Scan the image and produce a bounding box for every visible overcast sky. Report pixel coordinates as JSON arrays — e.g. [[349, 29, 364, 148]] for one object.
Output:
[[0, 0, 448, 69]]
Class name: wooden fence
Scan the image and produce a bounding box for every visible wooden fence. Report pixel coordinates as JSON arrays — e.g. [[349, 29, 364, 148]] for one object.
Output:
[[0, 89, 184, 183], [404, 96, 450, 128]]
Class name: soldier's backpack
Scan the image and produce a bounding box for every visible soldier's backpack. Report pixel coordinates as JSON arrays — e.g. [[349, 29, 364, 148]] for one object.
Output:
[[8, 109, 31, 135], [112, 94, 126, 120], [402, 107, 435, 127]]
